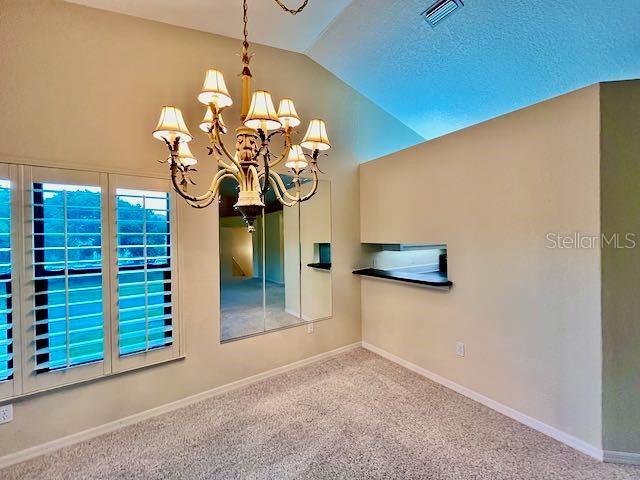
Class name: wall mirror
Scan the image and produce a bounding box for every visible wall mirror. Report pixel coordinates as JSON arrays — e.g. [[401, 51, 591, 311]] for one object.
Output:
[[219, 178, 332, 342]]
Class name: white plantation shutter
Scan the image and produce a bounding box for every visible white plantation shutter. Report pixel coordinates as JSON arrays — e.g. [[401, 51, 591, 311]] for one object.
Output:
[[109, 175, 180, 373], [31, 182, 105, 371], [22, 167, 110, 393], [0, 179, 13, 382], [116, 188, 173, 356]]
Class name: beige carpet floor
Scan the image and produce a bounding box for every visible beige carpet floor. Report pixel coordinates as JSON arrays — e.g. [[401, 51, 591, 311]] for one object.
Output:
[[3, 348, 640, 480]]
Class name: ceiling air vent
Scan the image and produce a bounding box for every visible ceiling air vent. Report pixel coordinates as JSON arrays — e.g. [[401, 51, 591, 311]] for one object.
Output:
[[422, 0, 464, 27]]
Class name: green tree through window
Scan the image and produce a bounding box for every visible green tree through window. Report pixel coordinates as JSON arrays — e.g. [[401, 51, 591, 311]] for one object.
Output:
[[116, 189, 172, 356]]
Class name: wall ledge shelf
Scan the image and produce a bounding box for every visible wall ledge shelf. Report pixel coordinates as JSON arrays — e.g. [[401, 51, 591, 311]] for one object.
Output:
[[353, 268, 452, 288]]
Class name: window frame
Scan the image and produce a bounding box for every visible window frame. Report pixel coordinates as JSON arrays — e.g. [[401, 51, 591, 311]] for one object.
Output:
[[108, 174, 182, 374], [0, 163, 22, 400], [20, 166, 112, 394]]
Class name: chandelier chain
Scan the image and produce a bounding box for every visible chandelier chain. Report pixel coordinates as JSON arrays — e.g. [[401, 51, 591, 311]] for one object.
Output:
[[273, 0, 310, 15], [242, 0, 250, 63], [242, 0, 310, 58]]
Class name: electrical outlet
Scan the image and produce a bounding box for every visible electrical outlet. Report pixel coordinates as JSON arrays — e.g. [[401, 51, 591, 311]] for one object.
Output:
[[0, 404, 13, 424], [307, 323, 314, 334], [456, 342, 465, 357]]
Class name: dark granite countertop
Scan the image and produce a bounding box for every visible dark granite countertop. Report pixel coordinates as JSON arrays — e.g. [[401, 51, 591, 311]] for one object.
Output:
[[353, 268, 452, 288], [307, 263, 331, 271]]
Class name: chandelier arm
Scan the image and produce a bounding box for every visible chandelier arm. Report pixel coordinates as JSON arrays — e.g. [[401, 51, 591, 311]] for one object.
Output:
[[210, 141, 237, 172], [265, 129, 292, 168], [184, 195, 219, 209], [170, 165, 237, 203], [226, 167, 244, 185], [209, 132, 238, 171], [267, 171, 301, 202], [299, 170, 319, 202], [214, 134, 243, 170], [213, 148, 240, 173], [268, 176, 298, 207], [268, 168, 318, 203], [216, 157, 238, 172]]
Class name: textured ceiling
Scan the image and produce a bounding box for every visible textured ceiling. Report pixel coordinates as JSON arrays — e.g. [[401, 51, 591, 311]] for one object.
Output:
[[65, 0, 353, 53], [65, 0, 640, 155], [309, 0, 640, 142]]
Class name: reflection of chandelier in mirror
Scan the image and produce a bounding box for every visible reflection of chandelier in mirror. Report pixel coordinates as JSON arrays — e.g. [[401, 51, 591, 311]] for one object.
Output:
[[152, 0, 330, 232]]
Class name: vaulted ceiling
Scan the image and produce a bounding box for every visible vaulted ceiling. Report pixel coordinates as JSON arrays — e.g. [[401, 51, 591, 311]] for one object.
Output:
[[309, 0, 640, 142], [67, 0, 640, 155]]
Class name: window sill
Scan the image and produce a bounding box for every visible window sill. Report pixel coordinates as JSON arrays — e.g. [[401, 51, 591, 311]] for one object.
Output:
[[0, 355, 186, 404]]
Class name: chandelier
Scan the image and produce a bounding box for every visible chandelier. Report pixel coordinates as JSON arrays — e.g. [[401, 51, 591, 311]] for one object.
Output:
[[152, 0, 330, 232]]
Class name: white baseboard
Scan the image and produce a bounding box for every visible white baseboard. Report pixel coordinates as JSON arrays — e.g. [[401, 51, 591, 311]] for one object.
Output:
[[603, 450, 640, 465], [362, 341, 604, 462], [0, 342, 362, 470]]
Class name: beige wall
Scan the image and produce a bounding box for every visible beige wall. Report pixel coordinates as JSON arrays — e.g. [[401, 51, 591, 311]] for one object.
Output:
[[0, 0, 420, 455], [360, 86, 603, 448], [600, 80, 640, 454]]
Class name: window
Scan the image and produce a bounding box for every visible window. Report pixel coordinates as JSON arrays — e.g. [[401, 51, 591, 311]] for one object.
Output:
[[109, 175, 180, 373], [0, 179, 13, 383], [32, 182, 104, 372], [8, 166, 182, 397], [116, 189, 173, 356], [21, 168, 109, 393]]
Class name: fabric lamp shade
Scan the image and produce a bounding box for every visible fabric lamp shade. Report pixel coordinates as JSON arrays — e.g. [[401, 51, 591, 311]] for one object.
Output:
[[176, 142, 198, 167], [244, 90, 282, 131], [153, 106, 193, 143], [200, 107, 226, 133], [284, 145, 308, 171], [277, 98, 301, 128], [301, 119, 331, 151], [197, 69, 233, 108]]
